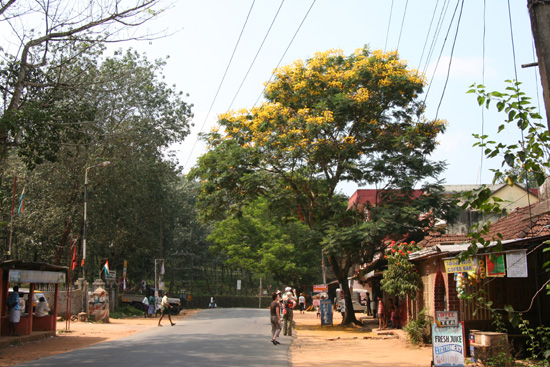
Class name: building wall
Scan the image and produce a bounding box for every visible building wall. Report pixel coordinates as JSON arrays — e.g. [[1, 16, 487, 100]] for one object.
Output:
[[42, 289, 83, 316]]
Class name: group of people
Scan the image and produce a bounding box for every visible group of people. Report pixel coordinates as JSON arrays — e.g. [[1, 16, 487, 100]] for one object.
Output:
[[269, 287, 300, 345], [6, 286, 51, 337], [141, 294, 176, 326], [376, 296, 400, 330]]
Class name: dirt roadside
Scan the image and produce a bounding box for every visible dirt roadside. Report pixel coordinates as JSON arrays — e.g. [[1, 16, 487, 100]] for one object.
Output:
[[0, 310, 433, 367]]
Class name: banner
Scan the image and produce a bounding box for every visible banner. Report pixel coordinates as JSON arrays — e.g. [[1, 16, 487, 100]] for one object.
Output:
[[313, 284, 328, 293], [506, 250, 528, 278], [486, 254, 505, 277], [444, 257, 475, 273]]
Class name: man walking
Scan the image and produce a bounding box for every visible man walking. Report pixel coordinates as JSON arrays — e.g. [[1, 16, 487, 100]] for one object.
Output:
[[158, 294, 175, 326]]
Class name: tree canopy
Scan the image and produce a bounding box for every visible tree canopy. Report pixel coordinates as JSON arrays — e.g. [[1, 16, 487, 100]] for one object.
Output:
[[191, 47, 456, 324]]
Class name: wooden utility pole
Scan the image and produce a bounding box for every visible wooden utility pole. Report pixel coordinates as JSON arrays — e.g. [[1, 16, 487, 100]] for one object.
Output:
[[528, 0, 550, 129]]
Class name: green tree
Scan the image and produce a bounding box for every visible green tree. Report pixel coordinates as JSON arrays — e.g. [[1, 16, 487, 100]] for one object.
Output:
[[0, 0, 166, 168], [191, 47, 455, 324], [3, 48, 194, 284], [207, 196, 320, 288]]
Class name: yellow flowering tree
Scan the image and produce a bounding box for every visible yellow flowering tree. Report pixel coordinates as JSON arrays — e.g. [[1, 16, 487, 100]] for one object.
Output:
[[191, 47, 453, 324]]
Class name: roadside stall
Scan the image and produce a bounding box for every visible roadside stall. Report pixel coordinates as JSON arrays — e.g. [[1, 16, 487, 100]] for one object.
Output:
[[1, 260, 67, 336]]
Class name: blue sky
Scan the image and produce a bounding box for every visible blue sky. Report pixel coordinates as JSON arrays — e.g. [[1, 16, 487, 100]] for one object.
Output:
[[122, 1, 543, 195]]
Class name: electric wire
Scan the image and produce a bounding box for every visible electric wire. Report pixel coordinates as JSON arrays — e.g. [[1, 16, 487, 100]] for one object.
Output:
[[384, 0, 394, 52], [417, 0, 440, 71], [253, 0, 316, 107], [421, 0, 451, 78], [227, 0, 285, 112], [478, 0, 486, 185], [423, 0, 462, 105], [183, 0, 256, 170], [396, 0, 408, 51]]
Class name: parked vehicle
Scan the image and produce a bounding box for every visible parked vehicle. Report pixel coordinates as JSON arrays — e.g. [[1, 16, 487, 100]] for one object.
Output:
[[334, 288, 369, 313]]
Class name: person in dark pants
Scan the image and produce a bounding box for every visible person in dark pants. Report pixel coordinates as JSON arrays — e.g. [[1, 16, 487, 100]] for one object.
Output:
[[269, 292, 281, 345]]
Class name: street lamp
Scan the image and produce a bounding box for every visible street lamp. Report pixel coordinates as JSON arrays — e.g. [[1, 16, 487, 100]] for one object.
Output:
[[82, 161, 110, 312]]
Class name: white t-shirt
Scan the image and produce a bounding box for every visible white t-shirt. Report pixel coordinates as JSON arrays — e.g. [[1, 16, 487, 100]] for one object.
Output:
[[299, 295, 305, 304], [34, 302, 50, 317]]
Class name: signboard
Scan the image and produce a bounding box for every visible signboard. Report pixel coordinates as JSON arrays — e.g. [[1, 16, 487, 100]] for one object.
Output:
[[237, 279, 241, 290], [486, 254, 506, 277], [9, 269, 66, 284], [506, 250, 528, 278], [320, 299, 333, 326], [436, 311, 458, 327], [432, 323, 465, 367], [444, 258, 474, 273], [313, 284, 328, 293]]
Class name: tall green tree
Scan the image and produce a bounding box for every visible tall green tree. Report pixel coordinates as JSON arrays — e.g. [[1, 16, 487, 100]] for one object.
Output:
[[207, 197, 321, 288], [4, 48, 193, 283], [0, 0, 167, 169], [191, 47, 455, 324]]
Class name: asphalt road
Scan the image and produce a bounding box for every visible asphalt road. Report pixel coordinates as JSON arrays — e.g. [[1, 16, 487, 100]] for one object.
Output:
[[15, 308, 290, 367]]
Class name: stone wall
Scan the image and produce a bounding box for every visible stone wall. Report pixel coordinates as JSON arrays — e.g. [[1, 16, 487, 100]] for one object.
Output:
[[41, 289, 84, 317]]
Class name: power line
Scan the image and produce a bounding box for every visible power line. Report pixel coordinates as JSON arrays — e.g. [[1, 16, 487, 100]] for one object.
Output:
[[227, 0, 286, 112], [384, 0, 395, 52], [183, 0, 256, 170], [396, 0, 408, 51], [434, 0, 465, 120], [417, 1, 441, 71], [254, 0, 317, 107], [423, 0, 461, 105], [421, 0, 451, 78]]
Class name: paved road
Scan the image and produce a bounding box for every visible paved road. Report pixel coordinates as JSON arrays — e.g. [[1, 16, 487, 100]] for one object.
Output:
[[15, 308, 290, 367]]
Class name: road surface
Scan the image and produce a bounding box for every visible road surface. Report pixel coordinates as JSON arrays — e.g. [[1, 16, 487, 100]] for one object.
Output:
[[15, 308, 289, 367]]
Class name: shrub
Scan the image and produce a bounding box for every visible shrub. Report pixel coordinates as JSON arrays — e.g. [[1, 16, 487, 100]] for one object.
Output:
[[403, 308, 430, 345]]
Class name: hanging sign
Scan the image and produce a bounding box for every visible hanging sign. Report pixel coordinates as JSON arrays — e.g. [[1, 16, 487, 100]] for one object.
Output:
[[506, 250, 528, 278], [444, 257, 474, 273], [432, 323, 465, 367], [313, 284, 328, 293], [486, 254, 506, 277]]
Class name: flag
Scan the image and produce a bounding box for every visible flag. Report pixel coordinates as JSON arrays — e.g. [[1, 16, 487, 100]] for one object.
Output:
[[17, 186, 25, 215], [103, 260, 110, 278], [71, 246, 78, 271]]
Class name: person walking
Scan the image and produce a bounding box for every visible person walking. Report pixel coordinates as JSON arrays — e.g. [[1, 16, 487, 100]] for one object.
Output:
[[298, 293, 306, 314], [142, 296, 149, 318], [158, 294, 175, 326], [269, 292, 281, 345]]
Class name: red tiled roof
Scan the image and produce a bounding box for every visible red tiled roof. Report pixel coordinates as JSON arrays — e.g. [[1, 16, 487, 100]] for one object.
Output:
[[417, 204, 550, 247]]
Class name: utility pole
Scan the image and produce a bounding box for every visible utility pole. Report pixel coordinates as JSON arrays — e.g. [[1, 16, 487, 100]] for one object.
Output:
[[528, 0, 550, 129]]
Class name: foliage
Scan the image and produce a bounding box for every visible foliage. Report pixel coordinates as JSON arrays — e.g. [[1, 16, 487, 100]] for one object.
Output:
[[110, 305, 144, 319], [468, 80, 550, 188], [0, 0, 166, 168], [207, 197, 321, 287], [381, 241, 421, 297], [403, 308, 430, 345], [191, 47, 456, 324], [1, 49, 194, 283]]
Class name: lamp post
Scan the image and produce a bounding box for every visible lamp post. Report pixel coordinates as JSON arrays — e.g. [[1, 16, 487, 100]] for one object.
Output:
[[82, 161, 110, 312]]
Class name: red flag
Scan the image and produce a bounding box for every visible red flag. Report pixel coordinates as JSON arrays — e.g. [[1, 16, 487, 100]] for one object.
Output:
[[71, 246, 78, 271]]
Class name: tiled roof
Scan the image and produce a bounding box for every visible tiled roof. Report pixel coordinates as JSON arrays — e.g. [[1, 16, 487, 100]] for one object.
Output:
[[417, 204, 550, 247]]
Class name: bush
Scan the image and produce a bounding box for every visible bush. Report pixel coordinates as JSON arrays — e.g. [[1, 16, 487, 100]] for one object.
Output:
[[403, 308, 430, 345], [110, 305, 143, 319]]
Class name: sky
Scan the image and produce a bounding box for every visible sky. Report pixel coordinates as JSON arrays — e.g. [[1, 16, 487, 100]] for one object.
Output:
[[94, 1, 548, 195]]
